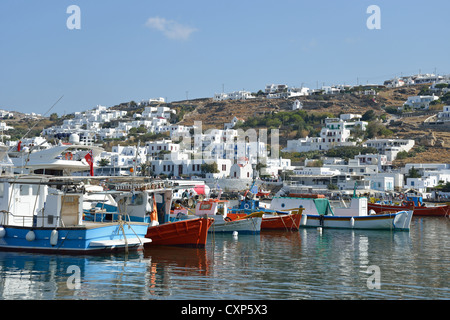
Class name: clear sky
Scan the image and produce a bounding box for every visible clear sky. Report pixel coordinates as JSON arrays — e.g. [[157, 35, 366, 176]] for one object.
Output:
[[0, 0, 449, 116]]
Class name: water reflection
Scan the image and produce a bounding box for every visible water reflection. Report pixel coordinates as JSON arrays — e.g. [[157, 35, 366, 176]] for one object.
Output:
[[0, 217, 448, 300]]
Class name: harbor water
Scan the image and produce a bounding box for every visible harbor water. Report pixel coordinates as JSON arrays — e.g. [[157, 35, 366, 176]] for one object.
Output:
[[0, 216, 448, 300]]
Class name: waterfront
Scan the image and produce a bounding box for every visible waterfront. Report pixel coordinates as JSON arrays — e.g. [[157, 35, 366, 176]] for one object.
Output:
[[0, 216, 448, 300]]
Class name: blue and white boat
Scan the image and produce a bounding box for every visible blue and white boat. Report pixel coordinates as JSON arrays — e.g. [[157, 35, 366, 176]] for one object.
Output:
[[269, 194, 413, 231], [0, 176, 151, 254]]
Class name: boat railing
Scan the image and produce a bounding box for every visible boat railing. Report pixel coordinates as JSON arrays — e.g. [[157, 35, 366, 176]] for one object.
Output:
[[0, 210, 62, 227]]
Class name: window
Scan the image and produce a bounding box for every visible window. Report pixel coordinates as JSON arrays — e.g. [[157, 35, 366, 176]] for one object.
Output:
[[19, 185, 29, 196]]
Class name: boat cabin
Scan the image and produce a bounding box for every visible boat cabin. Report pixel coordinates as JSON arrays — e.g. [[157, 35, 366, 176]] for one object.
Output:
[[0, 178, 84, 228], [195, 199, 229, 216]]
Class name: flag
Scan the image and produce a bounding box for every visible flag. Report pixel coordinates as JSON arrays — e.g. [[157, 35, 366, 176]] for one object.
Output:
[[150, 194, 158, 225], [84, 150, 94, 176]]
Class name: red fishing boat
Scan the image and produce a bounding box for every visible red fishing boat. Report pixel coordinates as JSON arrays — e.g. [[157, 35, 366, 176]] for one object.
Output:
[[145, 217, 214, 247], [227, 210, 303, 231], [368, 201, 449, 217]]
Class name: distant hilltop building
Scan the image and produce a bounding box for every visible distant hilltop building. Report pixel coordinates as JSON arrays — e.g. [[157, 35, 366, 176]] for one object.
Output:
[[283, 114, 367, 153], [384, 73, 448, 87], [213, 91, 254, 101], [437, 105, 450, 121], [402, 95, 439, 110]]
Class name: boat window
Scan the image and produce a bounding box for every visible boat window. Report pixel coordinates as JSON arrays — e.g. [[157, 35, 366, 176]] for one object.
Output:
[[281, 203, 285, 208], [31, 185, 39, 196], [134, 194, 144, 205], [200, 203, 212, 210], [20, 185, 29, 196]]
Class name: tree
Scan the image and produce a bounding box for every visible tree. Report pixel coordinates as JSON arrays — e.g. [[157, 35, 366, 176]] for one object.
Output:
[[361, 110, 376, 121], [201, 162, 219, 174], [49, 113, 58, 121], [407, 166, 422, 179], [98, 158, 110, 167]]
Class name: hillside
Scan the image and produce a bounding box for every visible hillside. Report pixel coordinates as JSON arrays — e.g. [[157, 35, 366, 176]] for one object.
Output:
[[176, 86, 450, 165], [2, 86, 449, 165]]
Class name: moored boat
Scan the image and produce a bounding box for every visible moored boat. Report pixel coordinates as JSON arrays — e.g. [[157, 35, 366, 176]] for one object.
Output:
[[368, 200, 449, 217], [229, 199, 303, 231], [171, 198, 262, 234], [270, 194, 413, 231], [111, 181, 214, 247], [146, 216, 213, 247], [0, 176, 151, 254]]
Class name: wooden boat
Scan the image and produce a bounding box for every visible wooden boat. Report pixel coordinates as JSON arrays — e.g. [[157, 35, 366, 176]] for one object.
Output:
[[368, 200, 450, 217], [146, 216, 213, 247], [169, 199, 262, 234], [0, 176, 151, 254], [269, 195, 413, 231], [111, 182, 214, 247], [227, 211, 302, 231], [194, 199, 262, 234], [229, 199, 303, 231]]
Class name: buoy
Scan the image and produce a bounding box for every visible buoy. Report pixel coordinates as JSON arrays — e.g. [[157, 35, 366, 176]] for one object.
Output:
[[26, 230, 36, 241], [369, 209, 376, 215], [0, 226, 5, 238], [50, 229, 58, 246], [350, 217, 355, 228], [300, 213, 308, 226], [317, 227, 322, 234], [233, 231, 238, 238]]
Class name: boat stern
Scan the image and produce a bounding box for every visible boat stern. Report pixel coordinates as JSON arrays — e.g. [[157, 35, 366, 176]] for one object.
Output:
[[393, 210, 413, 230]]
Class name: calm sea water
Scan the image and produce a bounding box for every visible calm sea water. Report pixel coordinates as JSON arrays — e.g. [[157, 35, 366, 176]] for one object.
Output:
[[0, 217, 448, 300]]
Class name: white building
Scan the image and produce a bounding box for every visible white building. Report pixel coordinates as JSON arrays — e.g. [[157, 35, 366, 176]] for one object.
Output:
[[403, 95, 439, 110], [141, 106, 175, 119], [283, 114, 367, 153], [437, 105, 450, 121], [213, 91, 254, 101], [146, 139, 180, 156], [292, 100, 303, 110], [384, 77, 405, 88], [363, 138, 415, 161], [224, 116, 244, 130]]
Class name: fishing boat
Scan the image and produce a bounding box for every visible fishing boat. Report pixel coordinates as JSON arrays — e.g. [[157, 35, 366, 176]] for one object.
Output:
[[368, 196, 450, 217], [228, 198, 302, 231], [269, 194, 413, 231], [110, 181, 213, 247], [171, 198, 262, 234], [0, 176, 151, 254]]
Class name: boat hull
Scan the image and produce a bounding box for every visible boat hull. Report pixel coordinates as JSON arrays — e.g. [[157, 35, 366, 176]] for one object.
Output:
[[0, 222, 150, 254], [227, 213, 301, 231], [209, 217, 262, 234], [368, 203, 449, 217], [145, 217, 213, 247], [299, 211, 413, 230]]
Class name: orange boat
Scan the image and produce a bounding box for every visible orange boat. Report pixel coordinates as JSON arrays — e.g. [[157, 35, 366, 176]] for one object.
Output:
[[146, 217, 214, 247], [227, 211, 302, 231]]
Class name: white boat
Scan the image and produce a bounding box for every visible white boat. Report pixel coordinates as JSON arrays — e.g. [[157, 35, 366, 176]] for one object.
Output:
[[172, 199, 262, 234], [0, 176, 151, 254], [270, 194, 413, 231], [10, 142, 103, 176]]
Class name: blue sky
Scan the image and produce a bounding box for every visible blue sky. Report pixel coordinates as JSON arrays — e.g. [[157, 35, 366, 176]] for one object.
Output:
[[0, 0, 449, 116]]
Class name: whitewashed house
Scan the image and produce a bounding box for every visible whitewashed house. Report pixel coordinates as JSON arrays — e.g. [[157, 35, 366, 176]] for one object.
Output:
[[363, 138, 415, 161], [283, 114, 367, 153], [437, 105, 450, 121], [403, 95, 439, 110]]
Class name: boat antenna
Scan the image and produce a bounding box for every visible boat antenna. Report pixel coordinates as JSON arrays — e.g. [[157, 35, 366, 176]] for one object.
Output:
[[20, 95, 64, 141]]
